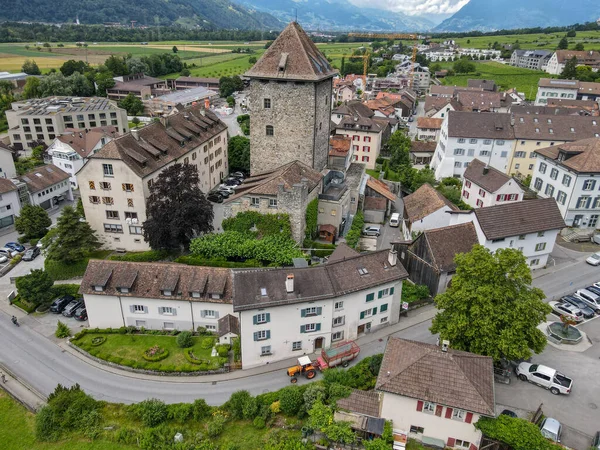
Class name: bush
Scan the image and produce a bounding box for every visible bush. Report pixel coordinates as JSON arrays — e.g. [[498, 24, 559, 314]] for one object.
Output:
[[115, 427, 139, 445], [201, 336, 216, 349], [176, 331, 194, 348], [303, 383, 326, 410], [216, 344, 230, 357], [133, 398, 168, 427], [91, 336, 106, 346], [345, 212, 364, 249], [50, 284, 81, 300], [168, 403, 193, 422], [253, 416, 266, 429], [142, 346, 169, 362], [402, 283, 430, 303], [206, 413, 227, 437], [227, 390, 253, 419], [270, 401, 281, 414], [55, 320, 71, 338], [10, 254, 22, 265], [109, 250, 171, 262], [35, 406, 59, 441], [278, 386, 304, 416], [192, 398, 212, 420]]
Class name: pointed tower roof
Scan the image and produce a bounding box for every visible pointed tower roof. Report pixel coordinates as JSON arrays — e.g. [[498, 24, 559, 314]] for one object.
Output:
[[245, 22, 337, 82]]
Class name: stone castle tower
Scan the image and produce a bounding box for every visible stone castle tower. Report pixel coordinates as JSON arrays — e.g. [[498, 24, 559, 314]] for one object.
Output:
[[245, 22, 336, 175]]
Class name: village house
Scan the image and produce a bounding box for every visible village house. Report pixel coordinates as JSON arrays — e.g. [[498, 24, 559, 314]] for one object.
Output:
[[462, 159, 524, 208], [0, 178, 21, 230], [449, 197, 565, 268], [410, 141, 436, 168], [547, 99, 599, 116], [0, 143, 17, 179], [532, 138, 600, 229], [47, 126, 118, 188], [76, 106, 228, 251], [362, 176, 396, 224], [455, 91, 504, 113], [18, 164, 73, 210], [535, 78, 600, 105], [416, 117, 443, 141], [223, 160, 323, 244], [545, 50, 600, 75], [423, 96, 462, 119], [335, 390, 385, 440], [376, 337, 495, 450], [401, 183, 458, 241], [431, 111, 516, 180], [467, 79, 497, 92], [397, 222, 479, 296], [334, 82, 357, 103]]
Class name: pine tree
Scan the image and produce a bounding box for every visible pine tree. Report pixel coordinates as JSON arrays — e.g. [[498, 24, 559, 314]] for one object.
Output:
[[45, 206, 100, 264], [15, 204, 52, 240]]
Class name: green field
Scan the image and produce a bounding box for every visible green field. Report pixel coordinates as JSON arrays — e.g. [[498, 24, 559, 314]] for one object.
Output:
[[440, 61, 547, 100], [186, 51, 265, 78], [432, 30, 600, 51]]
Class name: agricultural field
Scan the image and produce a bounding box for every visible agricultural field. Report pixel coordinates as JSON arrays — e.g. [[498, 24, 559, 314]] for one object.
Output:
[[439, 61, 547, 100], [185, 51, 265, 78], [431, 30, 600, 51]]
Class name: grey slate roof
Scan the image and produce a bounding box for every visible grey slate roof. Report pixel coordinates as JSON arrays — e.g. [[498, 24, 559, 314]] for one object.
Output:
[[447, 111, 514, 140], [463, 159, 512, 193], [421, 223, 479, 272]]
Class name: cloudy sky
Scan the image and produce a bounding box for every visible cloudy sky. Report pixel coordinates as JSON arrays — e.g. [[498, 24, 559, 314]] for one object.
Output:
[[348, 0, 470, 16]]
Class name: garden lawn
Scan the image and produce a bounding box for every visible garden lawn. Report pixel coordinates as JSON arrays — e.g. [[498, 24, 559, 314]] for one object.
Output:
[[44, 250, 112, 280], [366, 169, 380, 179], [72, 333, 225, 372], [0, 391, 135, 450], [440, 61, 547, 100]]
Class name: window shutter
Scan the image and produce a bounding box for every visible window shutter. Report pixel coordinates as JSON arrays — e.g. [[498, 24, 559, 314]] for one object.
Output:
[[214, 311, 219, 319], [380, 304, 388, 312], [372, 307, 377, 315], [360, 311, 365, 320], [465, 412, 473, 424], [316, 307, 322, 315], [435, 405, 443, 417], [469, 443, 478, 450], [158, 307, 163, 314], [172, 308, 177, 316], [316, 323, 321, 331], [266, 330, 271, 339], [366, 293, 374, 302], [129, 305, 134, 313], [390, 287, 394, 295], [416, 400, 423, 412], [143, 306, 148, 313], [445, 407, 453, 419], [301, 309, 306, 317], [300, 325, 306, 333], [496, 194, 501, 201], [253, 332, 258, 341], [266, 313, 270, 323], [447, 438, 455, 447], [201, 310, 206, 318], [253, 315, 258, 325], [378, 290, 383, 299]]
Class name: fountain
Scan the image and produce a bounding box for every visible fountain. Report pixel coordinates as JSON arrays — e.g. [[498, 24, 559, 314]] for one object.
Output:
[[547, 318, 583, 345]]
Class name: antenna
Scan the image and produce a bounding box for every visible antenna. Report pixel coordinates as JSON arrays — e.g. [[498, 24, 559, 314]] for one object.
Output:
[[294, 8, 298, 23]]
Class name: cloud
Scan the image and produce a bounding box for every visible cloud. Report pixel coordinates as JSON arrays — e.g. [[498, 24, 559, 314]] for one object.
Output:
[[347, 0, 471, 16]]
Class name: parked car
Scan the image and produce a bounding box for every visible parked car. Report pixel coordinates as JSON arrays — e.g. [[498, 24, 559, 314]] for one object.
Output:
[[0, 255, 7, 264], [62, 299, 84, 317], [592, 431, 600, 450], [74, 306, 88, 321], [515, 363, 572, 395], [224, 177, 242, 186], [408, 117, 414, 122], [584, 284, 600, 297], [0, 247, 17, 258], [548, 301, 584, 322], [5, 242, 25, 253], [540, 417, 562, 443], [574, 288, 600, 312], [50, 295, 75, 313], [362, 225, 381, 237], [230, 171, 245, 180], [586, 252, 600, 266], [561, 295, 596, 319], [389, 213, 400, 228], [500, 409, 517, 418], [53, 194, 65, 204], [207, 192, 224, 203], [216, 189, 231, 198], [22, 247, 41, 261], [217, 185, 235, 194]]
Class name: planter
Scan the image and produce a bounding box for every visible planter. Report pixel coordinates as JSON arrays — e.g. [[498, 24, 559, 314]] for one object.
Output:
[[91, 336, 106, 346], [142, 345, 169, 361], [547, 322, 583, 345]]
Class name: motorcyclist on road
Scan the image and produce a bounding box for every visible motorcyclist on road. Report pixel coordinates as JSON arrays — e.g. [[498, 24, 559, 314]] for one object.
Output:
[[11, 315, 18, 325]]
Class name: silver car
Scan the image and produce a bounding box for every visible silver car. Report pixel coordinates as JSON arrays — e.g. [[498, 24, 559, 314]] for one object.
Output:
[[540, 417, 562, 443], [362, 226, 381, 237]]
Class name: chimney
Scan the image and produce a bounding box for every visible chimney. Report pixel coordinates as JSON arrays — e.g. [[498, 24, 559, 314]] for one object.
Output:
[[285, 274, 294, 293], [204, 98, 210, 110], [388, 248, 397, 266], [441, 340, 450, 352], [483, 166, 489, 175], [131, 128, 140, 141]]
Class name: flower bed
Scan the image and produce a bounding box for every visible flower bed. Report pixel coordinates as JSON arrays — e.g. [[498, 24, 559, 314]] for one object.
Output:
[[91, 336, 106, 346], [184, 348, 227, 370], [142, 345, 169, 362]]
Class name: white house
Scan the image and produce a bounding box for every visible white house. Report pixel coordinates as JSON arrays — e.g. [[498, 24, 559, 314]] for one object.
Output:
[[449, 197, 565, 268], [402, 183, 458, 241], [532, 138, 600, 228], [416, 117, 443, 142], [376, 337, 495, 450], [81, 249, 409, 369], [0, 178, 21, 230], [18, 164, 73, 210], [462, 159, 524, 208], [47, 127, 117, 188], [534, 78, 579, 105], [234, 248, 407, 369], [0, 144, 17, 179], [545, 50, 600, 75], [431, 111, 516, 180]]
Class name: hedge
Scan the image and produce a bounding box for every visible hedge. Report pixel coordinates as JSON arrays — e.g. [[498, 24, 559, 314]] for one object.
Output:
[[142, 346, 170, 362], [175, 255, 265, 268], [109, 250, 171, 263]]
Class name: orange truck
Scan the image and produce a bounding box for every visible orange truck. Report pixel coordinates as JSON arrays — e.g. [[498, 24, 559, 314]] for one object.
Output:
[[314, 340, 360, 371]]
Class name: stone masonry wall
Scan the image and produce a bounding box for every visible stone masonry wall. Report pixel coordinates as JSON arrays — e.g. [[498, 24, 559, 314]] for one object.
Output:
[[249, 80, 316, 175], [313, 79, 333, 171]]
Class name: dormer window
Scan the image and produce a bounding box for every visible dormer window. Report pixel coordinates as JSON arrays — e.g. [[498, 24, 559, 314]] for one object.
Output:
[[162, 290, 172, 296], [210, 294, 221, 300], [547, 119, 552, 124], [260, 288, 267, 296], [549, 128, 554, 134], [534, 118, 538, 123], [118, 287, 129, 294], [191, 291, 201, 298], [570, 127, 575, 132], [93, 285, 104, 292]]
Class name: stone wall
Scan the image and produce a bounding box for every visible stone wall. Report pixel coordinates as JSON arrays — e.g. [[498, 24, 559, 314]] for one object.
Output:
[[248, 78, 332, 175]]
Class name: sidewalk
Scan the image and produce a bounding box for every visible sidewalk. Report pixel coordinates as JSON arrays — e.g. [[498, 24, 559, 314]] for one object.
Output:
[[0, 362, 46, 412], [58, 305, 438, 384]]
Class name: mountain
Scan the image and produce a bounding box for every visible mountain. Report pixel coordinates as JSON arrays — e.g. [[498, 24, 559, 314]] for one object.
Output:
[[434, 0, 600, 32], [3, 0, 283, 30], [237, 0, 435, 32]]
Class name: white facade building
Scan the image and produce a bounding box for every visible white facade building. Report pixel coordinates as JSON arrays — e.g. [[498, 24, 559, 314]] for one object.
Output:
[[402, 183, 458, 241], [532, 138, 600, 229], [449, 197, 565, 268], [0, 145, 17, 179], [461, 159, 524, 208], [18, 164, 73, 210], [535, 78, 579, 105], [431, 111, 516, 180], [0, 179, 21, 229]]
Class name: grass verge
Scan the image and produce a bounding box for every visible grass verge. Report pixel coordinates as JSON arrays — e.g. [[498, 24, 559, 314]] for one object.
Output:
[[44, 250, 112, 280]]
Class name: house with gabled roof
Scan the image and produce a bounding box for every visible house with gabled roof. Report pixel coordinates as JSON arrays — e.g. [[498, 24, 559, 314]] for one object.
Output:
[[376, 337, 494, 450], [462, 159, 524, 208], [401, 183, 459, 240], [18, 164, 73, 210]]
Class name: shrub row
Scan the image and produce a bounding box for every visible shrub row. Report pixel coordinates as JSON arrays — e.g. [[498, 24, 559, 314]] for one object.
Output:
[[175, 255, 265, 268], [108, 250, 171, 263]]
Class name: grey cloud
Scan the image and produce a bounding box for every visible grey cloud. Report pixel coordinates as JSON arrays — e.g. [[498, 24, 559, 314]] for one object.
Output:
[[347, 0, 470, 16]]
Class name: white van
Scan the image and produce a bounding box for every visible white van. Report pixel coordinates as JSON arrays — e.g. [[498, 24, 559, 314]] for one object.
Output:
[[389, 213, 400, 228]]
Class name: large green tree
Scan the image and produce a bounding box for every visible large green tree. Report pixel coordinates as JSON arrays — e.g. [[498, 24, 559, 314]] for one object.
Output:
[[39, 72, 72, 97], [143, 163, 214, 250], [453, 58, 476, 73], [430, 245, 550, 362], [560, 56, 578, 79], [22, 76, 41, 99], [59, 59, 89, 77], [387, 129, 411, 171], [228, 135, 250, 173], [118, 93, 144, 115], [15, 269, 54, 306], [15, 204, 52, 240], [22, 59, 41, 75], [45, 206, 101, 265]]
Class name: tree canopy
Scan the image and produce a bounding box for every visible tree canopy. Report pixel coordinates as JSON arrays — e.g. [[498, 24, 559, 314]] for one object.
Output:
[[143, 163, 214, 251], [227, 136, 250, 173], [430, 245, 550, 361], [15, 204, 52, 240], [45, 206, 101, 265], [118, 93, 144, 116], [15, 269, 54, 307], [557, 36, 569, 49], [219, 75, 244, 98], [560, 56, 579, 79], [453, 58, 476, 74], [22, 59, 41, 75]]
